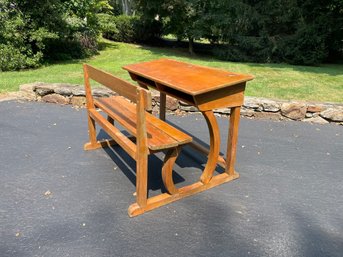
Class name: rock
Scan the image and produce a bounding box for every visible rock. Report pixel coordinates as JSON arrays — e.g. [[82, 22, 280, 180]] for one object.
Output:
[[253, 112, 282, 120], [303, 116, 329, 124], [35, 83, 59, 96], [0, 92, 21, 102], [305, 112, 313, 118], [19, 83, 35, 93], [42, 94, 69, 104], [281, 102, 307, 120], [36, 88, 54, 96], [180, 105, 198, 112], [54, 85, 78, 96], [165, 96, 179, 111], [151, 95, 178, 110], [18, 84, 36, 100], [243, 97, 261, 109], [174, 109, 186, 116], [262, 100, 280, 112], [307, 104, 326, 113], [92, 88, 114, 97], [152, 95, 160, 105], [150, 89, 160, 98], [179, 101, 190, 106], [320, 108, 343, 122], [215, 108, 231, 114], [240, 108, 254, 117], [152, 105, 160, 115], [71, 96, 86, 107], [71, 87, 86, 96]]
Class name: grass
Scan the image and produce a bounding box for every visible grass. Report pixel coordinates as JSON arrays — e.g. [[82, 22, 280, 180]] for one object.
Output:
[[0, 39, 342, 103]]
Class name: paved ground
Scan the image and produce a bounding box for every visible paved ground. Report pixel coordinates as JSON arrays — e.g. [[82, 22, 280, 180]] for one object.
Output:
[[0, 100, 342, 257]]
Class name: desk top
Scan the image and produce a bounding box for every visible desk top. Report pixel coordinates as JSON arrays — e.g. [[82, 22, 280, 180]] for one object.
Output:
[[123, 59, 254, 95]]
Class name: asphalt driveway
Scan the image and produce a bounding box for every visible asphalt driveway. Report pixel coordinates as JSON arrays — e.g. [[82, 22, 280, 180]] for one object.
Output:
[[0, 100, 342, 257]]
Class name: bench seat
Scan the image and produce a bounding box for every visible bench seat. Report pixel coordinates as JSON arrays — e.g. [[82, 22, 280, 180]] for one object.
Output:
[[94, 96, 192, 151]]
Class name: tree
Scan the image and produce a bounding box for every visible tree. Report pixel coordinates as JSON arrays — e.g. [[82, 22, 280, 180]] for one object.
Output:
[[137, 0, 342, 65], [137, 0, 205, 54], [0, 0, 111, 70]]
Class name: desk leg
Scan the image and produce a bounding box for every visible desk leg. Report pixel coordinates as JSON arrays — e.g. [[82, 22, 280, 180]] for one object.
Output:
[[200, 111, 220, 184], [226, 106, 241, 176], [159, 92, 166, 121]]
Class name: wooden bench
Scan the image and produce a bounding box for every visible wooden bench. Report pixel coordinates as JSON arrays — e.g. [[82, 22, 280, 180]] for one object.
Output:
[[83, 64, 192, 217]]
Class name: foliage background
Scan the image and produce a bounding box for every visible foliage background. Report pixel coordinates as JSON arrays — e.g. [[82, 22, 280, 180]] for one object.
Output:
[[0, 0, 342, 71]]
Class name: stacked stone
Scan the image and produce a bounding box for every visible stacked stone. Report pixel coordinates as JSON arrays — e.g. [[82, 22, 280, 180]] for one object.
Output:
[[17, 82, 343, 125], [19, 82, 115, 107], [178, 96, 343, 125]]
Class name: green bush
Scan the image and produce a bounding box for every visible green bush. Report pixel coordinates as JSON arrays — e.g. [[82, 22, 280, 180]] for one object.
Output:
[[0, 0, 101, 71], [0, 44, 42, 71], [43, 34, 98, 61], [97, 14, 119, 40], [110, 15, 138, 42], [98, 14, 162, 43]]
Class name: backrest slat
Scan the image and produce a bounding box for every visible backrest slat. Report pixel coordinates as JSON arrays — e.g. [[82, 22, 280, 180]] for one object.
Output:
[[83, 64, 137, 103], [83, 64, 152, 110]]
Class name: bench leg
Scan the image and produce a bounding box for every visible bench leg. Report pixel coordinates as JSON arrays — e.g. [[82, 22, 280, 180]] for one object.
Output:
[[135, 152, 148, 208], [162, 147, 180, 195], [84, 112, 118, 150], [84, 113, 98, 150]]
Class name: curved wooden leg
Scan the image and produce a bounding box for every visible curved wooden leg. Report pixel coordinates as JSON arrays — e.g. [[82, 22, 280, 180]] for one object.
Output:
[[162, 147, 180, 195], [200, 111, 220, 184]]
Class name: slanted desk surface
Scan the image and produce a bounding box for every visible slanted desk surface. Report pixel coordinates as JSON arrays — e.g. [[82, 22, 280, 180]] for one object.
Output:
[[123, 59, 254, 96]]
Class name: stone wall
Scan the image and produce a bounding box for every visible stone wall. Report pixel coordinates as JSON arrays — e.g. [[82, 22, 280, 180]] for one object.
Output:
[[16, 82, 343, 125]]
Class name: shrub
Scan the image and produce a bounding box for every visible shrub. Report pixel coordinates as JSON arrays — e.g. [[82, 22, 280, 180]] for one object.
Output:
[[97, 14, 119, 39], [98, 14, 162, 43], [110, 15, 138, 42], [0, 0, 101, 70], [43, 31, 98, 61], [0, 44, 42, 71]]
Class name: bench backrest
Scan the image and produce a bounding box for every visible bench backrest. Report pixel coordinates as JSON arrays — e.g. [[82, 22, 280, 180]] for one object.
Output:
[[83, 64, 152, 110], [83, 64, 151, 160]]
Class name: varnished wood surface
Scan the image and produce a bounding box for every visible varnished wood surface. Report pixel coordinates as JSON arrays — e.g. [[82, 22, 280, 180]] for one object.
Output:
[[83, 64, 193, 217], [128, 172, 239, 217], [199, 111, 220, 184], [85, 64, 152, 109], [123, 59, 253, 216], [226, 107, 241, 176], [95, 96, 192, 150], [123, 58, 254, 96]]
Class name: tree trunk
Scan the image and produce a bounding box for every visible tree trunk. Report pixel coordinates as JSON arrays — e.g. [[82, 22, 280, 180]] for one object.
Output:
[[121, 0, 131, 15], [188, 37, 194, 55]]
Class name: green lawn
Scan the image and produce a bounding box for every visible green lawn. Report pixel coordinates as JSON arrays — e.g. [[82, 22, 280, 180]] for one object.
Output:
[[1, 40, 342, 103]]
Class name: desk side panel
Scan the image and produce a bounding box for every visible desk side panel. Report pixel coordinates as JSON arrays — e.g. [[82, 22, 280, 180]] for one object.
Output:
[[195, 83, 246, 111]]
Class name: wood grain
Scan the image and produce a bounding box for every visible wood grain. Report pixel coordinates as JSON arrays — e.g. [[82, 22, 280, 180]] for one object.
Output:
[[123, 58, 253, 95], [83, 64, 193, 217], [128, 172, 239, 217]]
